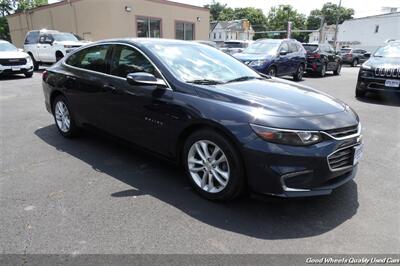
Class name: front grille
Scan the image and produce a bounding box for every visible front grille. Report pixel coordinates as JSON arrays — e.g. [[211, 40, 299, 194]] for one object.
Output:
[[0, 58, 27, 66], [328, 146, 354, 170], [325, 124, 358, 138], [375, 67, 400, 78]]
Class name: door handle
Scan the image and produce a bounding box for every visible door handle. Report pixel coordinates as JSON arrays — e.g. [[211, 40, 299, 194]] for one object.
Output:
[[103, 84, 117, 92], [66, 76, 77, 81]]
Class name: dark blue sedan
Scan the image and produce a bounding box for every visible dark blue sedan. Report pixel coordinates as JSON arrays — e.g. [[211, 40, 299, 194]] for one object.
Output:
[[42, 39, 362, 201], [234, 39, 306, 81]]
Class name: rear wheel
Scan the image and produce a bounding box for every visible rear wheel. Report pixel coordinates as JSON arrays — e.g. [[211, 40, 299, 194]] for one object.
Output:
[[333, 63, 342, 75], [29, 54, 39, 71], [52, 95, 79, 137], [24, 72, 33, 78], [183, 130, 245, 201], [319, 63, 327, 77], [351, 58, 358, 67], [267, 66, 276, 77], [293, 64, 304, 81]]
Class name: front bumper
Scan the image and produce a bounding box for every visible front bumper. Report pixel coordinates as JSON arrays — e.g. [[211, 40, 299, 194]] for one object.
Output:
[[357, 70, 400, 93], [242, 129, 362, 198], [0, 62, 34, 75]]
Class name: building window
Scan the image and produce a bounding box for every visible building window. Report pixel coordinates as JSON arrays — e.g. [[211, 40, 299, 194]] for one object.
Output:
[[213, 32, 216, 39], [137, 17, 161, 38], [175, 22, 194, 40], [219, 32, 221, 39], [374, 25, 379, 33]]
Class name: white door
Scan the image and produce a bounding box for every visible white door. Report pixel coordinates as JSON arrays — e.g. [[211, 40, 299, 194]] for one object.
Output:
[[38, 35, 53, 62]]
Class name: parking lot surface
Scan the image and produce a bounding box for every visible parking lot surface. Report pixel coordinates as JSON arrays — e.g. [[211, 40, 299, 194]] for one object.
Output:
[[1, 67, 399, 254]]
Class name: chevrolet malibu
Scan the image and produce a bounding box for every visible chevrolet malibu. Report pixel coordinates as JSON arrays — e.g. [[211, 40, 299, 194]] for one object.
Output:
[[42, 39, 363, 201]]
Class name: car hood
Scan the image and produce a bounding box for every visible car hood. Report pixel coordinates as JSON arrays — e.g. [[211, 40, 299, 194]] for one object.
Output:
[[364, 57, 400, 68], [0, 51, 28, 59], [53, 41, 86, 46], [233, 53, 274, 61], [195, 78, 347, 118]]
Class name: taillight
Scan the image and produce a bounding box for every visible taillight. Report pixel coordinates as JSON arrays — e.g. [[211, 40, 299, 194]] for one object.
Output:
[[345, 53, 353, 58], [42, 70, 48, 81], [308, 53, 321, 59]]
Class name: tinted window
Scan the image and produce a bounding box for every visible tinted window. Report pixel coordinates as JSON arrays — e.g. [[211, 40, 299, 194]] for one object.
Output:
[[24, 31, 39, 44], [66, 45, 110, 73], [289, 42, 298, 53], [110, 45, 156, 78], [303, 44, 318, 52], [221, 42, 246, 48], [243, 41, 280, 55]]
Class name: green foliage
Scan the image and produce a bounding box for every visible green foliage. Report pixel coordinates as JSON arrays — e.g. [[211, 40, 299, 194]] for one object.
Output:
[[306, 2, 354, 30], [0, 16, 10, 40], [204, 0, 226, 21], [15, 0, 48, 11]]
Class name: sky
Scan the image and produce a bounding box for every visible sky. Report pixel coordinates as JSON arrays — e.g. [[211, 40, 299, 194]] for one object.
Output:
[[48, 0, 400, 18]]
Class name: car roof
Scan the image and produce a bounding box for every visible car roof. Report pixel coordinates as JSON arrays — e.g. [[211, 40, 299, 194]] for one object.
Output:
[[95, 38, 205, 47], [0, 40, 11, 43]]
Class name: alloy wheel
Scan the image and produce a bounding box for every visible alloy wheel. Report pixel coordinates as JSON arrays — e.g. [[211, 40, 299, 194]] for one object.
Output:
[[297, 65, 304, 79], [268, 68, 276, 77], [54, 101, 71, 133], [187, 140, 230, 193]]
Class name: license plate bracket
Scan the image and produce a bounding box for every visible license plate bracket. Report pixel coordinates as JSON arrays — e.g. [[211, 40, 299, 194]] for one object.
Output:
[[385, 79, 400, 88], [11, 66, 21, 71]]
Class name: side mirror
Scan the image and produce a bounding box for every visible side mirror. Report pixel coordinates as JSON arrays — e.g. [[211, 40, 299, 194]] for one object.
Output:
[[127, 72, 167, 87], [364, 53, 371, 58], [279, 50, 288, 56]]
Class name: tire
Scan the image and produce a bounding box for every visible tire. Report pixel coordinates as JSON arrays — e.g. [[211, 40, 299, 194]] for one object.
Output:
[[24, 72, 33, 78], [267, 66, 276, 77], [183, 129, 245, 201], [319, 63, 327, 77], [351, 59, 358, 67], [333, 63, 342, 75], [293, 64, 304, 81], [29, 54, 39, 71], [52, 95, 79, 138], [355, 88, 366, 98]]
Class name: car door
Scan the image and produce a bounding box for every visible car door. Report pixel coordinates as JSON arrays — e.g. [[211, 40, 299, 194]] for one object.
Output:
[[276, 42, 290, 75], [38, 34, 53, 62], [98, 44, 173, 154], [288, 42, 300, 74], [62, 44, 113, 127], [324, 45, 336, 70]]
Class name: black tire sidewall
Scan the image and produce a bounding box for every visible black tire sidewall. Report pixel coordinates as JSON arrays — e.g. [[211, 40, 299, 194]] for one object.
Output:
[[52, 95, 78, 138], [293, 64, 304, 81], [267, 66, 276, 77], [183, 129, 245, 201]]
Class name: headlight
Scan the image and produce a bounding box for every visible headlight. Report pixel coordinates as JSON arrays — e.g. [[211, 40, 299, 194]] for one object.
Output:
[[250, 124, 324, 146], [249, 60, 267, 67], [25, 56, 32, 63], [361, 62, 372, 70]]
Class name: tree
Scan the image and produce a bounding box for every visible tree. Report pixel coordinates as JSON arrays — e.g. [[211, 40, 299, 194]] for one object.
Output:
[[204, 0, 226, 21], [266, 5, 307, 41], [306, 2, 354, 30]]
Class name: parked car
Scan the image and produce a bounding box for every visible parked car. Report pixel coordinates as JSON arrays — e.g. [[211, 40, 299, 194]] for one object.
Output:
[[24, 29, 87, 70], [340, 48, 370, 67], [302, 43, 342, 77], [220, 40, 251, 55], [42, 39, 362, 201], [356, 41, 400, 98], [0, 40, 33, 78], [233, 39, 306, 81], [194, 40, 218, 48]]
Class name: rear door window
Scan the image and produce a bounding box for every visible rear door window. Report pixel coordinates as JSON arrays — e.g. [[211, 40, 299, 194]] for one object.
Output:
[[289, 42, 298, 53], [303, 44, 318, 52], [66, 44, 110, 73]]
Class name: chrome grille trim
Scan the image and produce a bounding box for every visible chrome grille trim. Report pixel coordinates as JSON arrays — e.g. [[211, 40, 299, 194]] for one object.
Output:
[[375, 67, 400, 78], [327, 144, 357, 172], [321, 123, 361, 141]]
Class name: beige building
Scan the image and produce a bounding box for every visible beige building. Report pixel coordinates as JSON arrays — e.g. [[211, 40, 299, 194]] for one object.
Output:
[[7, 0, 210, 47]]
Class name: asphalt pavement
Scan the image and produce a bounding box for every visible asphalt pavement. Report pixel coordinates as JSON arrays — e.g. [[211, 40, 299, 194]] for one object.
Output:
[[0, 66, 399, 254]]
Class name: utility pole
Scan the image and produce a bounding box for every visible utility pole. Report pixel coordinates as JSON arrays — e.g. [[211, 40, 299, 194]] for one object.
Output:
[[333, 0, 342, 50], [318, 15, 325, 44]]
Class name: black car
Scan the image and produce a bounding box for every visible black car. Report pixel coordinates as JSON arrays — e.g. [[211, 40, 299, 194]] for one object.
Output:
[[303, 43, 342, 77], [340, 48, 370, 67], [42, 39, 362, 201], [356, 41, 400, 98]]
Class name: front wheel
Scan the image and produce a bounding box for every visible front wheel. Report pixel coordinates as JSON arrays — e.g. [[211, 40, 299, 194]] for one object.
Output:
[[356, 88, 366, 98], [24, 72, 33, 78], [293, 64, 304, 81], [351, 59, 358, 67], [183, 130, 245, 201], [52, 95, 79, 137], [29, 54, 39, 71], [266, 66, 276, 77], [319, 63, 327, 77]]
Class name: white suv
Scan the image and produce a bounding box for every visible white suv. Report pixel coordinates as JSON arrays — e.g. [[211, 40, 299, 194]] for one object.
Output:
[[24, 30, 87, 70]]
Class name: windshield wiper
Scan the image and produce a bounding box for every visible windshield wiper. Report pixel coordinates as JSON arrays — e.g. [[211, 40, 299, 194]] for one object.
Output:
[[186, 79, 224, 85], [226, 76, 261, 83]]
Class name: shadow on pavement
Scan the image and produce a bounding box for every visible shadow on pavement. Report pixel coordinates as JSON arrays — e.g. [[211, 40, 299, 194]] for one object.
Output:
[[356, 93, 400, 107], [35, 125, 359, 240]]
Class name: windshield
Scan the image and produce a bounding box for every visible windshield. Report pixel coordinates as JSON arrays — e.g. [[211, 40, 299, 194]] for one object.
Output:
[[303, 44, 318, 52], [52, 33, 79, 42], [0, 42, 18, 52], [373, 45, 400, 58], [147, 43, 259, 83], [243, 42, 280, 55], [221, 42, 246, 48]]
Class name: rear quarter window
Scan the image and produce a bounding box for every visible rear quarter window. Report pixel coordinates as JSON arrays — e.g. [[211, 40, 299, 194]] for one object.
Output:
[[66, 45, 110, 74]]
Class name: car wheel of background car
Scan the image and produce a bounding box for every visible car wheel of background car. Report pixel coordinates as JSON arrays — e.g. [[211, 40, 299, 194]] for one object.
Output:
[[29, 53, 39, 71], [24, 72, 33, 78], [355, 88, 366, 98], [333, 63, 342, 75], [267, 66, 276, 77], [183, 129, 245, 201], [56, 52, 64, 62], [52, 95, 79, 138], [352, 59, 358, 67], [319, 63, 326, 77], [293, 64, 304, 81]]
